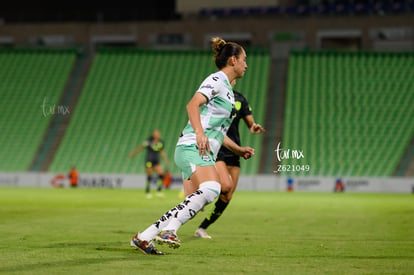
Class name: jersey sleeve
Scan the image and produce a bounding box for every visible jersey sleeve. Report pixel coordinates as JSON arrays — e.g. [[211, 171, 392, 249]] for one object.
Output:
[[196, 75, 220, 102], [239, 93, 253, 117]]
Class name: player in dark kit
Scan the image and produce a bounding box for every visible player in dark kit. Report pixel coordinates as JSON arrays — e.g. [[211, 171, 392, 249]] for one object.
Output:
[[188, 79, 265, 238], [129, 129, 171, 198]]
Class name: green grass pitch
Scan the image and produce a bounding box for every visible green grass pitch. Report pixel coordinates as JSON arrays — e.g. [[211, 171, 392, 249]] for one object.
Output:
[[0, 187, 413, 274]]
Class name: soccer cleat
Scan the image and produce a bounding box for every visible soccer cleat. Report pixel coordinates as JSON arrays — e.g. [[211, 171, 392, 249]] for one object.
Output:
[[146, 193, 153, 199], [154, 230, 181, 249], [194, 228, 212, 239], [130, 234, 164, 255]]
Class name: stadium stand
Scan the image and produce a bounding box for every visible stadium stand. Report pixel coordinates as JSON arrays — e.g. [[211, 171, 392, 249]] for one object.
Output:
[[49, 48, 270, 175], [0, 49, 76, 171], [282, 51, 414, 176]]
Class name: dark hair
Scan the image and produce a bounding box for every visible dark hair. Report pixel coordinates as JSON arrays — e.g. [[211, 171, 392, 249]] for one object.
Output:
[[211, 37, 244, 69]]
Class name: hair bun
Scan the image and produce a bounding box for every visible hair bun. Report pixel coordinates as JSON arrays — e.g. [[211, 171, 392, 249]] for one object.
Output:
[[211, 37, 243, 69], [211, 37, 226, 56]]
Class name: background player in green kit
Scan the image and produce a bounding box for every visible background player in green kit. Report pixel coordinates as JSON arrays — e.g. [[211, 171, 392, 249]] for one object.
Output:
[[129, 129, 171, 198], [130, 37, 254, 255], [193, 79, 265, 238]]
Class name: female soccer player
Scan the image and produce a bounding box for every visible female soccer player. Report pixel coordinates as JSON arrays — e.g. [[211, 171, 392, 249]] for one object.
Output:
[[193, 79, 265, 238], [130, 37, 254, 255], [129, 129, 170, 198]]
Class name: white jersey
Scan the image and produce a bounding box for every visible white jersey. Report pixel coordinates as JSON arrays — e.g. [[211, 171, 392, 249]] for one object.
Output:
[[177, 71, 236, 158]]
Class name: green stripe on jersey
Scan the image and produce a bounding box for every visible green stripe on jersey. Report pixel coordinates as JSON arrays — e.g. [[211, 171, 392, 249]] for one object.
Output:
[[204, 128, 225, 144], [212, 96, 233, 113], [182, 124, 193, 134], [180, 125, 225, 146], [200, 105, 208, 116], [224, 79, 232, 91], [209, 116, 232, 128]]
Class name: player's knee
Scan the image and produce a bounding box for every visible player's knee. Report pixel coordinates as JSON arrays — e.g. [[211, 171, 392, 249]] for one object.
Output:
[[219, 174, 233, 197], [199, 181, 221, 203], [220, 191, 233, 203], [220, 180, 232, 195]]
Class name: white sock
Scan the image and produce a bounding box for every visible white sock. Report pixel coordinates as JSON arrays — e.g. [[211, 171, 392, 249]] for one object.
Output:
[[139, 210, 174, 241], [139, 181, 220, 241], [164, 181, 220, 232]]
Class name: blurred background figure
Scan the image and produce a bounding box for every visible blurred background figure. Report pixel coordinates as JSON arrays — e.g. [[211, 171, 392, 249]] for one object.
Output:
[[129, 129, 171, 198], [68, 166, 79, 188], [334, 178, 345, 192]]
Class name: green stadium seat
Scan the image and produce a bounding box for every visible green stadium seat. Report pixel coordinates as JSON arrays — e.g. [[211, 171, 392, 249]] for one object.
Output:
[[282, 51, 414, 176], [0, 49, 76, 172]]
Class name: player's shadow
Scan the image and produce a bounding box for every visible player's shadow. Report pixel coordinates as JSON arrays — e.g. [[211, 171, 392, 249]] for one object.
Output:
[[0, 241, 164, 273], [42, 241, 124, 249]]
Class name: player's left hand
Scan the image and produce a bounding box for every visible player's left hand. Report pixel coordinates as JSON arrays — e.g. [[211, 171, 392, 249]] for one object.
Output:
[[250, 123, 265, 134], [239, 146, 255, 160]]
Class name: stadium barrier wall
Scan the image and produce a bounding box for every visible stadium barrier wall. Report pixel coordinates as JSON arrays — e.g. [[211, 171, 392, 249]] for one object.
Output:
[[0, 172, 413, 193]]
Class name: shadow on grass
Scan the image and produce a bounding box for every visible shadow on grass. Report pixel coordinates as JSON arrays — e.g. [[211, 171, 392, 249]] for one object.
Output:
[[0, 242, 168, 273], [42, 241, 125, 249]]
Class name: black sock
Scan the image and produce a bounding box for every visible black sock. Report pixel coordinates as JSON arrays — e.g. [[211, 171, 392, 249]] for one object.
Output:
[[145, 176, 151, 193], [156, 174, 164, 192], [199, 198, 229, 229]]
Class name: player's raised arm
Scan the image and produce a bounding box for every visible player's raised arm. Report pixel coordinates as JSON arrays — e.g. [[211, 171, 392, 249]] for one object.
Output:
[[128, 143, 145, 158]]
